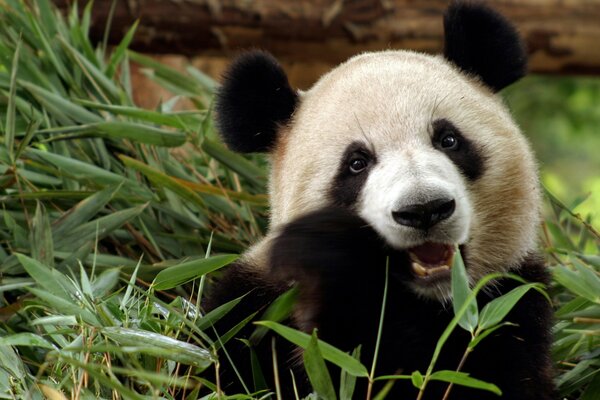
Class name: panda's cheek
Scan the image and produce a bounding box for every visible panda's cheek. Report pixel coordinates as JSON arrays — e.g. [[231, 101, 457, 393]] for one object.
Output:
[[447, 193, 473, 243]]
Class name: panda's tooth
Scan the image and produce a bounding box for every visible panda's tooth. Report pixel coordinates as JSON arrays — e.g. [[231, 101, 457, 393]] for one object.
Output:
[[429, 265, 451, 274], [411, 261, 429, 277]]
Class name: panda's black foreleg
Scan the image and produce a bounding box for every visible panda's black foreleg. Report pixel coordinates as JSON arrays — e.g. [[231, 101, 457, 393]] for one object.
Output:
[[268, 206, 392, 394], [203, 262, 295, 395], [203, 206, 387, 397]]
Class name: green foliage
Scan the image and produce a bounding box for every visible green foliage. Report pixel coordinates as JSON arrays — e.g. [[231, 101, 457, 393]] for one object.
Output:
[[543, 191, 600, 400], [0, 1, 597, 399], [504, 76, 600, 228], [304, 331, 338, 400], [0, 0, 264, 398], [256, 321, 369, 379]]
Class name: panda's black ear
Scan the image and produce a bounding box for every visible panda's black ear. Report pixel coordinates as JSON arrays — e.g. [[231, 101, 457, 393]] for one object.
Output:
[[443, 0, 527, 92], [215, 51, 298, 153]]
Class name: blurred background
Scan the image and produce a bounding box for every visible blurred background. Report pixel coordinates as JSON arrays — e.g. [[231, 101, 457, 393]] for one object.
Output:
[[505, 76, 600, 224]]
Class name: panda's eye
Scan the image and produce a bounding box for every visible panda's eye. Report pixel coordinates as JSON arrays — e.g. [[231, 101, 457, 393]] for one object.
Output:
[[349, 157, 368, 174], [440, 131, 459, 150]]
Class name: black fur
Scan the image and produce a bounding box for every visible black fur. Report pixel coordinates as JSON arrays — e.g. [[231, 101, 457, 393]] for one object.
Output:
[[329, 142, 377, 207], [432, 118, 485, 181], [207, 208, 556, 399], [444, 0, 528, 91], [215, 51, 298, 153], [204, 263, 293, 395]]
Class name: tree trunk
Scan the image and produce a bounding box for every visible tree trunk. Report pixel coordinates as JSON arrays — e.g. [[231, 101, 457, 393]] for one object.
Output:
[[54, 0, 600, 75]]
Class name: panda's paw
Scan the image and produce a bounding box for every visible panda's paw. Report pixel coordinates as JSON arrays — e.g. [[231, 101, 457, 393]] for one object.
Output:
[[269, 206, 385, 284]]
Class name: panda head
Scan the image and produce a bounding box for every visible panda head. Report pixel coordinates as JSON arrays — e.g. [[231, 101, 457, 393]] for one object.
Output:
[[215, 1, 540, 299]]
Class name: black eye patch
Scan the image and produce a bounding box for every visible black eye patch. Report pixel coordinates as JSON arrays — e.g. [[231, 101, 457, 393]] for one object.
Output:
[[432, 119, 485, 181], [329, 142, 376, 207]]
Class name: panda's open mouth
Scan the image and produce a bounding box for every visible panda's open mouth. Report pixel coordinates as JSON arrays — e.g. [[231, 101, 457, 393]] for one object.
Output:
[[407, 243, 455, 279]]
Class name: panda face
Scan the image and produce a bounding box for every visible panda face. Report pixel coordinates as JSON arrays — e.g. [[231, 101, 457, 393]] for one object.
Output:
[[345, 118, 474, 250], [269, 51, 540, 299], [216, 2, 539, 301]]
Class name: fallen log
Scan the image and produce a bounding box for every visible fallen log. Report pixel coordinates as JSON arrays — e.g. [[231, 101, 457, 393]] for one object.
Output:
[[53, 0, 600, 75]]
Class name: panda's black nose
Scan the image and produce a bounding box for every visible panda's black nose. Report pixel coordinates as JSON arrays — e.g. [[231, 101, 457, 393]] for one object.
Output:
[[392, 198, 455, 230]]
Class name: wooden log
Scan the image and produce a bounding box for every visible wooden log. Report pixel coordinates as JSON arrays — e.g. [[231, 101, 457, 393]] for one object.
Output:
[[53, 0, 600, 75]]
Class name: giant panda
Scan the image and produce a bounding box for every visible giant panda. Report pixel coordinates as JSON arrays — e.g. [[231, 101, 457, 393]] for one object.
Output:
[[207, 1, 556, 399]]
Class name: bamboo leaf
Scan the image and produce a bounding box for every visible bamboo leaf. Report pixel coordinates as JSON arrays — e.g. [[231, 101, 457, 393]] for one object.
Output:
[[119, 257, 142, 314], [27, 287, 99, 325], [250, 288, 297, 344], [30, 202, 54, 267], [19, 81, 102, 124], [25, 10, 72, 86], [451, 247, 478, 333], [304, 330, 337, 400], [59, 39, 121, 101], [16, 254, 69, 298], [122, 154, 267, 204], [201, 139, 266, 188], [469, 322, 516, 349], [0, 344, 27, 381], [119, 155, 205, 206], [128, 51, 203, 97], [5, 38, 21, 162], [478, 283, 543, 330], [175, 177, 268, 205], [196, 295, 245, 331], [255, 321, 369, 377], [79, 264, 93, 298], [52, 355, 146, 399], [213, 311, 258, 350], [31, 315, 78, 326], [76, 99, 204, 130], [91, 121, 186, 146], [38, 384, 69, 400], [52, 185, 121, 237], [411, 370, 424, 389], [54, 204, 147, 251], [67, 2, 96, 63], [546, 221, 576, 250], [576, 253, 600, 268], [40, 121, 186, 147], [153, 254, 238, 290], [429, 370, 501, 395], [186, 65, 217, 92], [102, 327, 214, 368], [554, 264, 600, 303], [105, 20, 139, 78], [91, 268, 121, 298], [0, 333, 55, 349], [422, 273, 505, 384], [339, 346, 360, 400], [14, 119, 40, 160], [25, 148, 152, 198]]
